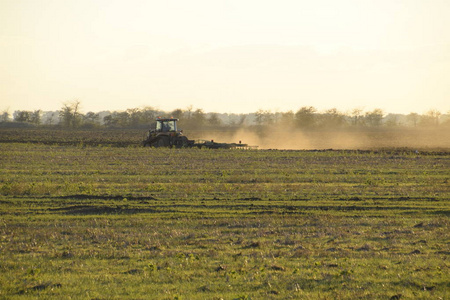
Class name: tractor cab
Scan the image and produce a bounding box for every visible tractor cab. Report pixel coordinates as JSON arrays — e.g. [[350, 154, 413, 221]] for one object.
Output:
[[156, 118, 178, 132]]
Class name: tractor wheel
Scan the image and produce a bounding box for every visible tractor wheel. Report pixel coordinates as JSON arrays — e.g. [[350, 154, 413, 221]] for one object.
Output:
[[175, 136, 189, 148], [155, 137, 170, 147]]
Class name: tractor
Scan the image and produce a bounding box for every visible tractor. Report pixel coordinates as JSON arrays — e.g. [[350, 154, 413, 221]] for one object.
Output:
[[143, 117, 256, 149], [143, 118, 192, 148]]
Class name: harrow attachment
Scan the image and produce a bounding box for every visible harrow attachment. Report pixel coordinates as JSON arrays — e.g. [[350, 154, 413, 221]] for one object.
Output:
[[192, 140, 257, 149]]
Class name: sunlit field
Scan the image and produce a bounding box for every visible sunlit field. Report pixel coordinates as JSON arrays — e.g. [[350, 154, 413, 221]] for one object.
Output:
[[0, 134, 449, 299]]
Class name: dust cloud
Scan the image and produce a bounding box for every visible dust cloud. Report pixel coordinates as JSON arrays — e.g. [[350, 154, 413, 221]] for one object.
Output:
[[190, 127, 450, 150]]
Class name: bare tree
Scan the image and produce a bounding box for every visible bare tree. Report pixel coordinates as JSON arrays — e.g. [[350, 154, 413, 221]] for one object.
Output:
[[384, 114, 399, 127], [254, 109, 274, 126], [185, 105, 193, 120], [295, 106, 317, 129], [279, 110, 295, 127], [29, 110, 42, 125], [13, 111, 31, 122], [420, 110, 441, 127], [126, 108, 141, 127], [407, 112, 420, 127], [189, 108, 206, 129], [170, 109, 184, 120], [83, 112, 100, 127], [364, 109, 384, 127], [207, 113, 222, 127], [43, 111, 58, 125], [59, 100, 82, 128], [350, 108, 363, 126], [141, 107, 157, 125], [320, 108, 346, 128], [1, 109, 10, 122], [254, 109, 265, 125]]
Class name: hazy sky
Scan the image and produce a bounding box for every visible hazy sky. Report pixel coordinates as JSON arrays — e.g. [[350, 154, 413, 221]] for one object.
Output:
[[1, 0, 449, 114]]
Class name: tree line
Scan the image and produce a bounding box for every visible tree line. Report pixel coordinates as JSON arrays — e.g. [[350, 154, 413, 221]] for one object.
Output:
[[1, 100, 448, 130]]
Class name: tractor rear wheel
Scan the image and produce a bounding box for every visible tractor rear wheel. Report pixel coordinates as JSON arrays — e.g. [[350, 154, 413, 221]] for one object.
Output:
[[175, 136, 189, 148], [155, 136, 170, 147]]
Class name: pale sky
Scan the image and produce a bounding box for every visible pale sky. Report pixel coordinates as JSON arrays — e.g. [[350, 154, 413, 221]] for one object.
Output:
[[1, 0, 449, 114]]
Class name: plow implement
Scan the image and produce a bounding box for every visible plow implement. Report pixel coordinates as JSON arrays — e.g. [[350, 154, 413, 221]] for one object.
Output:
[[191, 139, 257, 149]]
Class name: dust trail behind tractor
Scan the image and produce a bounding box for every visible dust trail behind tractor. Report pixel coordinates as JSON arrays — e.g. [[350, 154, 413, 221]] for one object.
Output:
[[143, 118, 257, 149]]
